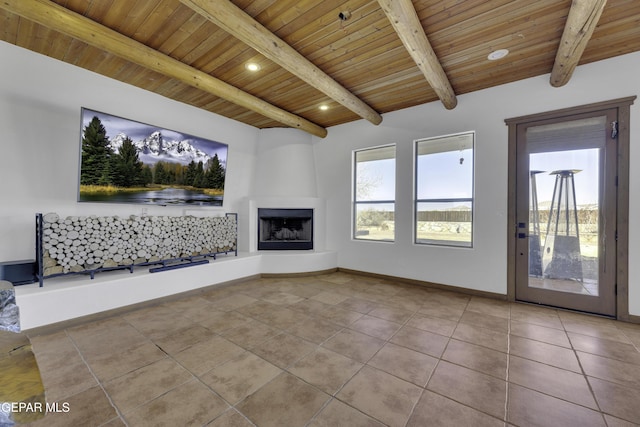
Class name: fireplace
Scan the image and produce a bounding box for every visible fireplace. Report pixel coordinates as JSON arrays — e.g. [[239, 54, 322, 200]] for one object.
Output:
[[258, 208, 313, 250]]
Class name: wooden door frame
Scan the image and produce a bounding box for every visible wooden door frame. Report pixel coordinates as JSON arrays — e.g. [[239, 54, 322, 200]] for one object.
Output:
[[505, 96, 636, 321]]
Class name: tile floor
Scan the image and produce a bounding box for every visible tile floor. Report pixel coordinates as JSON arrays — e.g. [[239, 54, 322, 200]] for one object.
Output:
[[22, 272, 640, 426]]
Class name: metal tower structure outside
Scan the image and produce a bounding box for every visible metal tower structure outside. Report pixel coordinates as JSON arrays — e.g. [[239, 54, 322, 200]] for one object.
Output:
[[542, 169, 583, 281], [529, 170, 545, 277]]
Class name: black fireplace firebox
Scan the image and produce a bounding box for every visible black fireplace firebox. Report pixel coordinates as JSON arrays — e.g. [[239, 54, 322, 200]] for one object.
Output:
[[258, 208, 313, 250]]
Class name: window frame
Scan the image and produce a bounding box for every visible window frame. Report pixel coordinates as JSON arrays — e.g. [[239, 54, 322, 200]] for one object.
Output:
[[414, 131, 475, 248], [352, 144, 396, 242]]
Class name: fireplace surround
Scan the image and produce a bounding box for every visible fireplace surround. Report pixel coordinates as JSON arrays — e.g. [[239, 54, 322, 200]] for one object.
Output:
[[258, 208, 313, 250]]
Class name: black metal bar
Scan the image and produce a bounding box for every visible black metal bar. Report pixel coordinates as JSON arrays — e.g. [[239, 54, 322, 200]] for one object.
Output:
[[36, 213, 44, 287], [227, 212, 238, 256], [149, 259, 209, 273]]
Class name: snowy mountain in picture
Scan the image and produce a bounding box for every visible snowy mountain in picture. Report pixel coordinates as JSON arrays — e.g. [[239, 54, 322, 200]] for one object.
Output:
[[110, 131, 212, 165]]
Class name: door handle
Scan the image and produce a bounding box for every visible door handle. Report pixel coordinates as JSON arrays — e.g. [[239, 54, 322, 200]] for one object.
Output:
[[518, 232, 528, 239]]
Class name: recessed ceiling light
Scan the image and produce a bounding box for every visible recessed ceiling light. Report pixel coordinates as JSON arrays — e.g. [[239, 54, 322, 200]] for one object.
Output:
[[487, 49, 509, 61], [319, 104, 329, 111], [245, 62, 261, 72]]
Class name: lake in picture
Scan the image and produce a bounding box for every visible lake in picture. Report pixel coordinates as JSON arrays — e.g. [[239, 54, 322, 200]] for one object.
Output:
[[79, 187, 223, 206], [78, 108, 228, 207]]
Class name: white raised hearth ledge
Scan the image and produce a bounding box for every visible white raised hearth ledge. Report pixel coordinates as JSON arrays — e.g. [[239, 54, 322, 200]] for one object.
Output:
[[15, 249, 337, 330]]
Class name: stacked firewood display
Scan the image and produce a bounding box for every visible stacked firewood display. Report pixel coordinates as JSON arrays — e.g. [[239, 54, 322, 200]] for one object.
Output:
[[39, 212, 237, 276]]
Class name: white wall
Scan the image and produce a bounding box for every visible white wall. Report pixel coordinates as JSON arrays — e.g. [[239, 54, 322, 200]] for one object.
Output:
[[313, 51, 639, 316], [0, 41, 259, 261], [252, 128, 317, 198]]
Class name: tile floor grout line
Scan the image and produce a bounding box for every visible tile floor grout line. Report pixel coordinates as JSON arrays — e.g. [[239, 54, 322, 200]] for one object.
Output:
[[220, 407, 259, 427], [618, 324, 640, 354], [198, 353, 266, 423], [405, 302, 460, 427], [504, 304, 512, 425], [112, 349, 205, 423], [63, 327, 130, 427], [508, 309, 621, 416], [412, 294, 497, 424], [320, 302, 422, 427], [205, 283, 393, 425], [301, 393, 335, 427], [565, 319, 608, 420], [298, 357, 410, 427], [142, 325, 258, 426], [403, 387, 428, 427], [413, 298, 510, 425], [109, 313, 242, 426], [310, 292, 432, 426]]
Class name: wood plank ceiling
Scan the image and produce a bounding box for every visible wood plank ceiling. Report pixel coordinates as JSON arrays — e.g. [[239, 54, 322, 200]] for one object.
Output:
[[1, 0, 639, 137]]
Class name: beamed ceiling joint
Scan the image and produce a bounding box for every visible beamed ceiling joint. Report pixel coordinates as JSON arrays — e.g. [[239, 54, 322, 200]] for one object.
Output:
[[376, 0, 458, 110], [550, 0, 607, 87]]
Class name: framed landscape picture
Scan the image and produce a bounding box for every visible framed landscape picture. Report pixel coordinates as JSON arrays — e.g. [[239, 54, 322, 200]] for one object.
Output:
[[78, 108, 228, 206]]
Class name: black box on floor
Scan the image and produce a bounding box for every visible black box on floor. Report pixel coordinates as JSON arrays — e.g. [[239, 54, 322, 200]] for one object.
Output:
[[0, 260, 37, 285]]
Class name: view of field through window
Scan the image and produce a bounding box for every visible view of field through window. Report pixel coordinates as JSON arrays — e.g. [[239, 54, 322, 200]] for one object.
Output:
[[352, 133, 475, 247], [353, 146, 395, 241], [415, 133, 474, 247]]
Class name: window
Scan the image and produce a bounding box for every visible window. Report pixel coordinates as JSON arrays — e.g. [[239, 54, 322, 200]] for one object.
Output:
[[415, 132, 474, 247], [353, 145, 395, 241]]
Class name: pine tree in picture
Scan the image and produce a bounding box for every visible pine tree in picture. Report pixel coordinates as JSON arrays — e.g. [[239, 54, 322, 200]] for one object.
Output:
[[77, 108, 229, 206], [80, 116, 113, 186]]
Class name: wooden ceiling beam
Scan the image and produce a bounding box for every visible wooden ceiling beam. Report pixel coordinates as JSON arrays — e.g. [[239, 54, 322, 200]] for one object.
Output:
[[550, 0, 607, 87], [377, 0, 458, 110], [0, 0, 328, 138], [178, 0, 383, 126]]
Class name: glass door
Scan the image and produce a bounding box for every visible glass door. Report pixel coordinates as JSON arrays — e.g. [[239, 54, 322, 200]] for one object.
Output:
[[515, 110, 617, 316]]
